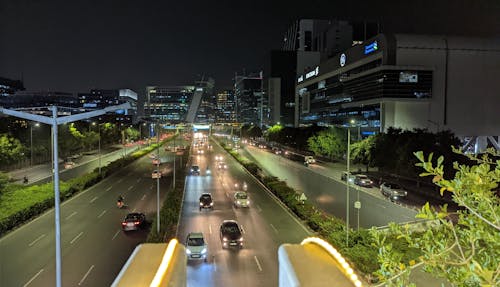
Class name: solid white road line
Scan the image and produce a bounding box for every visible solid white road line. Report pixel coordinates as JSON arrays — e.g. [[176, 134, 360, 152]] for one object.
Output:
[[105, 186, 112, 192], [28, 234, 46, 247], [70, 232, 84, 244], [97, 210, 106, 218], [141, 194, 146, 201], [270, 224, 278, 234], [78, 265, 94, 286], [89, 196, 98, 203], [112, 230, 120, 240], [254, 256, 263, 272], [127, 185, 134, 191], [65, 211, 77, 220], [23, 269, 43, 287]]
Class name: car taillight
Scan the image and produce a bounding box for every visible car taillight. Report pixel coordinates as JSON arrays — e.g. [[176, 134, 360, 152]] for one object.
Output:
[[121, 222, 127, 226], [134, 221, 140, 225]]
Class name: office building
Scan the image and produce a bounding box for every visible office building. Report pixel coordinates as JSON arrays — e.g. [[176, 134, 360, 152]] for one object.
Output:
[[234, 73, 265, 126], [0, 77, 24, 97], [145, 86, 195, 123], [216, 90, 236, 123], [295, 33, 500, 152]]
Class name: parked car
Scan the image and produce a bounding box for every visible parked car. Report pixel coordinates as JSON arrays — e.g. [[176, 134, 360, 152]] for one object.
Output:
[[341, 171, 356, 183], [190, 165, 200, 175], [152, 158, 160, 165], [64, 161, 76, 169], [185, 232, 208, 261], [151, 169, 161, 179], [354, 174, 373, 187], [220, 220, 243, 249], [199, 193, 213, 211], [121, 213, 146, 231], [233, 191, 249, 208], [380, 182, 408, 201]]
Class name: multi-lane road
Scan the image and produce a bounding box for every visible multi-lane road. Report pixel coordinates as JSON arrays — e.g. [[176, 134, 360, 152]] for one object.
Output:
[[0, 146, 174, 286], [178, 141, 311, 287]]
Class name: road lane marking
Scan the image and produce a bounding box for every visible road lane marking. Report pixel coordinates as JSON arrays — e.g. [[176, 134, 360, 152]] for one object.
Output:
[[23, 269, 44, 287], [141, 194, 146, 200], [213, 255, 217, 272], [132, 208, 137, 212], [28, 234, 46, 247], [209, 224, 212, 235], [136, 178, 141, 183], [112, 230, 120, 240], [117, 178, 124, 183], [70, 232, 83, 244], [240, 225, 245, 233], [78, 265, 94, 286], [66, 211, 77, 220], [254, 256, 263, 272], [97, 210, 107, 218], [256, 205, 262, 212], [270, 224, 278, 234], [127, 185, 134, 191], [105, 186, 112, 192], [90, 196, 98, 203]]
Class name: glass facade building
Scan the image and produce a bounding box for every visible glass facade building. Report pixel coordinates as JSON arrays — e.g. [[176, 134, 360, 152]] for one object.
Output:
[[145, 86, 195, 123]]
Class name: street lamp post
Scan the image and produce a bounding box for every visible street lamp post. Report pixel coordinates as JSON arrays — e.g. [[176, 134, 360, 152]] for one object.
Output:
[[30, 122, 39, 166], [156, 122, 160, 234], [346, 127, 350, 246]]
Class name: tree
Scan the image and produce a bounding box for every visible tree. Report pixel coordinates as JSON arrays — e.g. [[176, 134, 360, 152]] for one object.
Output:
[[0, 134, 27, 165], [371, 148, 500, 287], [350, 135, 376, 171], [307, 127, 346, 160], [265, 124, 283, 142]]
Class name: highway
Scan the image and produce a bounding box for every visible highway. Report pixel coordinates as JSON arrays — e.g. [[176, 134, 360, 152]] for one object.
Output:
[[239, 145, 418, 228], [0, 145, 175, 286], [177, 141, 312, 287]]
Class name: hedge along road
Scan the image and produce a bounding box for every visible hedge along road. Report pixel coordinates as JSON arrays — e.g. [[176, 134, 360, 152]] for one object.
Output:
[[240, 145, 418, 229]]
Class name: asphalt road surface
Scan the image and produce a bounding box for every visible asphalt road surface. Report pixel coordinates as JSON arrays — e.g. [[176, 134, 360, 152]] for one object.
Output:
[[178, 142, 312, 287], [240, 145, 418, 228], [0, 146, 175, 286]]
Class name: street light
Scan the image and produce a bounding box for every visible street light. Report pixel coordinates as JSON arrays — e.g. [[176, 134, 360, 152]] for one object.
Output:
[[30, 122, 40, 166], [346, 126, 351, 245], [92, 122, 102, 175]]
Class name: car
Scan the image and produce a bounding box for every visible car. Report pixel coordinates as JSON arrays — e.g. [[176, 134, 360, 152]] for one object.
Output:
[[64, 161, 75, 169], [233, 191, 249, 208], [380, 182, 408, 201], [199, 193, 213, 211], [354, 174, 373, 187], [121, 213, 146, 231], [304, 156, 316, 164], [341, 171, 356, 183], [185, 232, 208, 261], [215, 155, 223, 161], [190, 165, 200, 175], [220, 220, 243, 249], [196, 149, 204, 155], [217, 162, 227, 170], [152, 158, 160, 165]]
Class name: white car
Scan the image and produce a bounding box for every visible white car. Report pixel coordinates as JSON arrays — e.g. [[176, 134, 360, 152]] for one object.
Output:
[[304, 156, 316, 164], [234, 191, 250, 208], [341, 171, 356, 183], [185, 232, 208, 261]]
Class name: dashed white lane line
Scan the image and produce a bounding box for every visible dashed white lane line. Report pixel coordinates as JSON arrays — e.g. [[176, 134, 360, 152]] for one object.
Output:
[[23, 269, 43, 287], [127, 185, 134, 191], [117, 178, 124, 183], [78, 265, 94, 286], [209, 224, 212, 235], [213, 256, 217, 272], [105, 186, 112, 192], [132, 208, 137, 213], [270, 224, 279, 234], [90, 196, 98, 203], [97, 210, 107, 218], [70, 232, 84, 244], [28, 234, 46, 247], [254, 256, 263, 272], [256, 205, 262, 212], [240, 225, 245, 234], [112, 230, 120, 240], [141, 194, 146, 201], [66, 211, 77, 220], [136, 178, 141, 183]]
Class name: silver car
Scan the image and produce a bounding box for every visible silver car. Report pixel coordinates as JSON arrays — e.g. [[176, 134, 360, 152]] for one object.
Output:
[[380, 182, 408, 200], [185, 232, 208, 261], [354, 174, 373, 187]]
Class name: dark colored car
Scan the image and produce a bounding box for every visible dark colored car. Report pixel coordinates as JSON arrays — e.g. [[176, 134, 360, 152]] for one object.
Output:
[[219, 220, 243, 249], [199, 193, 213, 211], [121, 213, 146, 231], [380, 182, 408, 201], [190, 165, 200, 175]]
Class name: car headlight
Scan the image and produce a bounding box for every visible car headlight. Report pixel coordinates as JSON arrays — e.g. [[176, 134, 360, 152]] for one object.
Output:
[[223, 237, 228, 241], [186, 249, 192, 255], [210, 202, 213, 206], [201, 248, 207, 254], [237, 201, 240, 204], [199, 202, 203, 206], [239, 238, 244, 241]]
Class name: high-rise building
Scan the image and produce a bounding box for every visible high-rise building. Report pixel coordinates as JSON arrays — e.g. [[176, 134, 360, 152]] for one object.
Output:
[[234, 73, 265, 126], [194, 78, 216, 123], [269, 51, 297, 127], [144, 86, 195, 123], [216, 90, 236, 123], [77, 89, 138, 124]]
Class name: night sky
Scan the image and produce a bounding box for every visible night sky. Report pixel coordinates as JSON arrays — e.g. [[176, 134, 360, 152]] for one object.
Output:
[[0, 0, 498, 97]]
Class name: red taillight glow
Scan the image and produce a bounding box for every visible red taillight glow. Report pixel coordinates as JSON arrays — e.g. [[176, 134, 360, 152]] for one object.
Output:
[[121, 222, 127, 226], [134, 221, 140, 225]]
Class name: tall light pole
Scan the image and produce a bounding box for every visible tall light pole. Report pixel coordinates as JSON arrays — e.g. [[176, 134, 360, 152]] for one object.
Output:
[[346, 127, 350, 245], [30, 122, 39, 166], [156, 122, 161, 234], [0, 103, 130, 287], [92, 122, 102, 175]]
